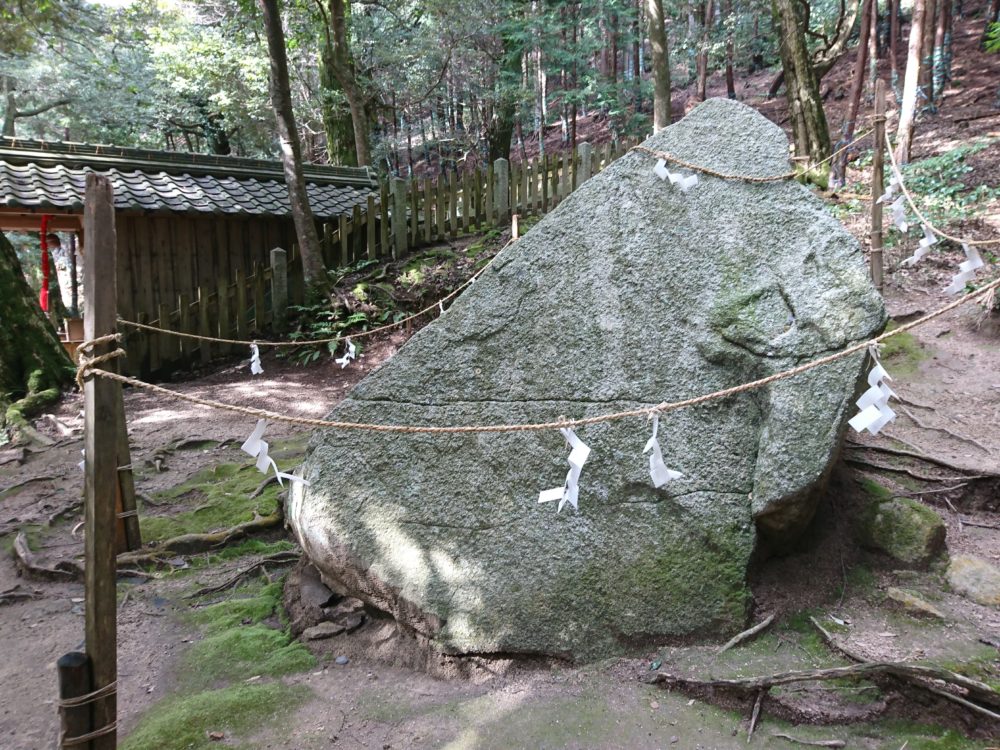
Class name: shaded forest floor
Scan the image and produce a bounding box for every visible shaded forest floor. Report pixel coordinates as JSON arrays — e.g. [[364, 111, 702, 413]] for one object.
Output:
[[2, 23, 1000, 750]]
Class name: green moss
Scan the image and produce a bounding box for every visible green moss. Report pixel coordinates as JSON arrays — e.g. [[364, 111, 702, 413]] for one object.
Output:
[[120, 683, 310, 750], [139, 462, 282, 542], [188, 580, 284, 633], [182, 625, 315, 687], [879, 325, 929, 376], [879, 721, 987, 749], [859, 477, 893, 501], [858, 498, 945, 566]]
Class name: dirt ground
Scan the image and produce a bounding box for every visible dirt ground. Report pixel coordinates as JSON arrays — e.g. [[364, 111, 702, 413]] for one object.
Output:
[[2, 17, 1000, 750]]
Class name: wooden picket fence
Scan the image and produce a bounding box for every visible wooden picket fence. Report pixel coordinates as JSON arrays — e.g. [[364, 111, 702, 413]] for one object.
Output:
[[123, 139, 637, 376]]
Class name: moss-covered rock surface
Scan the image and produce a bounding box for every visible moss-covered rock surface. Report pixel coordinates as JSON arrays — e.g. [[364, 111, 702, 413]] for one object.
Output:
[[857, 497, 946, 567]]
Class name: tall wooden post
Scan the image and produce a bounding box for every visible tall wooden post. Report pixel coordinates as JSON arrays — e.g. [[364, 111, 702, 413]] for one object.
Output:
[[58, 652, 93, 746], [270, 248, 288, 333], [82, 173, 119, 750], [870, 80, 886, 292]]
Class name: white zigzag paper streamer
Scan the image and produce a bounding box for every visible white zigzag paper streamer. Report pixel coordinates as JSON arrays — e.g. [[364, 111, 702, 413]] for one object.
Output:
[[902, 224, 938, 267], [644, 414, 683, 488], [538, 427, 591, 512], [875, 174, 900, 205], [241, 419, 309, 486], [848, 348, 897, 436], [654, 158, 699, 192], [889, 196, 909, 233], [249, 343, 264, 375], [335, 338, 356, 369], [943, 243, 984, 296]]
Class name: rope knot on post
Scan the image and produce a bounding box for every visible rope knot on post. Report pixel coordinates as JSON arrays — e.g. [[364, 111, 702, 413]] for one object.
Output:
[[75, 333, 125, 390]]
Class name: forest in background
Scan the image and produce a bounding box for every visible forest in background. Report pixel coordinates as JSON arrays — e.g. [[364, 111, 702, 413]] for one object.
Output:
[[4, 0, 998, 180]]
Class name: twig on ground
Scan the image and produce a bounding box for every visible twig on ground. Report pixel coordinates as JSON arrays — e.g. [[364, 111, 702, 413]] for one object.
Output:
[[747, 690, 763, 743], [958, 517, 1000, 530], [892, 483, 968, 498], [185, 550, 300, 598], [249, 474, 279, 499], [718, 614, 776, 655], [769, 734, 845, 748], [846, 441, 993, 474]]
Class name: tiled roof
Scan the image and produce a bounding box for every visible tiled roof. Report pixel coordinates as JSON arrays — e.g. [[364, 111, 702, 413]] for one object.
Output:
[[0, 138, 376, 220]]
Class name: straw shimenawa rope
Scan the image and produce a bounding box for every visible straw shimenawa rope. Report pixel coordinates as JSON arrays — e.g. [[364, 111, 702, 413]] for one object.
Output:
[[631, 126, 877, 184], [76, 276, 1000, 435], [886, 139, 999, 247], [117, 239, 515, 348]]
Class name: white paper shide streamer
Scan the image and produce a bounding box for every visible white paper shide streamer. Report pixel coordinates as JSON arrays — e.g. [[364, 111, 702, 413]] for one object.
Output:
[[249, 343, 264, 375], [644, 414, 683, 488], [888, 196, 909, 233], [335, 338, 357, 369], [653, 158, 698, 192], [241, 419, 309, 486], [902, 224, 938, 267], [943, 243, 984, 295], [848, 348, 897, 436], [538, 428, 591, 512]]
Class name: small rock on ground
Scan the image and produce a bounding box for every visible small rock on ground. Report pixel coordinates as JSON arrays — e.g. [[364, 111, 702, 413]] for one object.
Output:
[[946, 555, 1000, 607], [885, 587, 945, 619]]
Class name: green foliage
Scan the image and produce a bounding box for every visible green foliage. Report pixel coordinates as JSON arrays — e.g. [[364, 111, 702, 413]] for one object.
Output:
[[120, 683, 310, 750], [898, 140, 1000, 225], [985, 22, 1000, 53]]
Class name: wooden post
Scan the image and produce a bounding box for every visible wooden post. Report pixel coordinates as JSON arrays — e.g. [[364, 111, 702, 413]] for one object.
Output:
[[197, 286, 212, 364], [178, 293, 192, 361], [409, 183, 419, 248], [351, 204, 363, 261], [380, 182, 390, 255], [367, 195, 377, 259], [252, 266, 267, 331], [391, 177, 407, 258], [870, 79, 886, 292], [234, 268, 248, 341], [494, 158, 510, 223], [82, 173, 118, 750], [58, 651, 93, 747], [215, 280, 230, 354], [423, 178, 433, 242], [578, 142, 593, 185], [449, 172, 458, 239], [512, 214, 520, 240], [157, 302, 173, 368], [462, 171, 472, 233], [338, 214, 349, 266], [485, 163, 495, 227], [270, 248, 288, 333], [115, 403, 141, 552]]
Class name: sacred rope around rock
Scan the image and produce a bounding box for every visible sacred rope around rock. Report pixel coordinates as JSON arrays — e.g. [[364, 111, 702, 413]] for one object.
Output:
[[76, 275, 1000, 435]]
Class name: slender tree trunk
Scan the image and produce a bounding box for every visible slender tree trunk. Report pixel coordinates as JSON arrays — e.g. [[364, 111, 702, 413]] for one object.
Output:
[[896, 0, 927, 163], [833, 0, 873, 186], [867, 0, 879, 98], [932, 0, 950, 107], [632, 0, 642, 107], [773, 0, 832, 184], [697, 0, 713, 100], [259, 0, 326, 293], [919, 0, 938, 105], [648, 0, 672, 130], [889, 0, 901, 95], [724, 0, 736, 98], [0, 232, 72, 440], [328, 0, 371, 166], [610, 12, 619, 83]]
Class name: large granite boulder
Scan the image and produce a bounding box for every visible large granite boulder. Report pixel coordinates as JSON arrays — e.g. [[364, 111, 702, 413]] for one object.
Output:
[[288, 98, 886, 662]]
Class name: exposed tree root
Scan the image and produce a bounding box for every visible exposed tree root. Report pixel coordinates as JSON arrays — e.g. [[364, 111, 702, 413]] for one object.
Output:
[[185, 550, 300, 598], [13, 531, 83, 582], [770, 734, 846, 748], [116, 509, 283, 566], [717, 613, 775, 655], [0, 584, 43, 605], [845, 441, 996, 475]]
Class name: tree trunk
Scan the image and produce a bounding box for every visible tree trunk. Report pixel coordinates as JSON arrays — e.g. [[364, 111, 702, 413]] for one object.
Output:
[[697, 0, 713, 100], [318, 43, 357, 166], [867, 0, 879, 96], [896, 0, 927, 163], [632, 0, 642, 107], [485, 26, 523, 162], [0, 232, 73, 441], [919, 0, 938, 105], [773, 0, 832, 184], [889, 0, 901, 95], [932, 0, 951, 107], [648, 0, 672, 130], [833, 0, 873, 186], [258, 0, 326, 294], [328, 0, 371, 166], [724, 0, 736, 98]]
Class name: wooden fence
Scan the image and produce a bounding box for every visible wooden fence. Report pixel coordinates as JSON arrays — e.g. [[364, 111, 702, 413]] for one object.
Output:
[[123, 139, 636, 377]]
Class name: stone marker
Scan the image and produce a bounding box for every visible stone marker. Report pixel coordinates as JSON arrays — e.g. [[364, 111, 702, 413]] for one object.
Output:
[[288, 98, 885, 662]]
